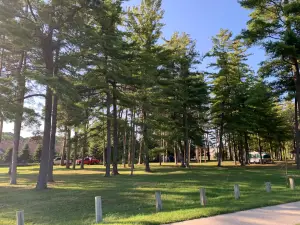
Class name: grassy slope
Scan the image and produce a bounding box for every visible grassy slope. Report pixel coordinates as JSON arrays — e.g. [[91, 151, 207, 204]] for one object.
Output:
[[1, 162, 300, 225]]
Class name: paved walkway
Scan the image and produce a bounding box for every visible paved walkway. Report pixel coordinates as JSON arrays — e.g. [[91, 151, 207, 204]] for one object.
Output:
[[168, 202, 300, 225]]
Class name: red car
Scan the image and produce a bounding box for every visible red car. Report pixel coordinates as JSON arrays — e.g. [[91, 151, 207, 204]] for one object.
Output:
[[76, 157, 100, 165]]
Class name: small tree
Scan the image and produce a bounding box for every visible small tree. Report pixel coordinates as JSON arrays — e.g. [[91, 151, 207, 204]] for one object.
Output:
[[33, 145, 42, 163], [2, 147, 12, 163], [19, 144, 31, 164]]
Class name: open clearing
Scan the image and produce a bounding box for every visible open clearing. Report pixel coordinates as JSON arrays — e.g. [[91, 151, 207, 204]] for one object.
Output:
[[1, 162, 300, 225]]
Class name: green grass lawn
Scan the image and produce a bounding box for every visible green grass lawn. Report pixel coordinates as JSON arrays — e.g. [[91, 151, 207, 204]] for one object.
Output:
[[1, 162, 300, 225]]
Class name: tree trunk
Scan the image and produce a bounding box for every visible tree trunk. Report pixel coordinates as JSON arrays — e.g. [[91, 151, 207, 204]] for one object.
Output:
[[61, 132, 66, 166], [196, 146, 199, 163], [72, 132, 78, 170], [295, 97, 300, 168], [244, 133, 249, 165], [105, 90, 112, 177], [81, 123, 88, 170], [66, 128, 71, 169], [36, 27, 56, 190], [239, 137, 245, 166], [122, 110, 128, 168], [258, 135, 263, 164], [178, 140, 185, 167], [143, 110, 151, 172], [10, 52, 26, 185], [269, 140, 273, 161], [183, 111, 189, 168], [206, 134, 210, 161], [174, 143, 178, 165], [228, 133, 233, 161], [130, 111, 136, 175], [138, 140, 143, 165], [36, 86, 52, 190], [102, 118, 106, 167], [47, 44, 59, 181], [48, 94, 58, 182], [218, 103, 225, 167], [233, 135, 238, 164], [112, 83, 119, 175], [218, 127, 224, 167], [0, 116, 3, 143]]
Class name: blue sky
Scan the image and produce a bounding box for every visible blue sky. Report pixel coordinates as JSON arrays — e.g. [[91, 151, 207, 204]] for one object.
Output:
[[3, 0, 267, 137], [125, 0, 266, 72]]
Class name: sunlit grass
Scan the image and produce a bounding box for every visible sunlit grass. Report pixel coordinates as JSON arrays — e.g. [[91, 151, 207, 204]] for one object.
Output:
[[1, 162, 300, 225]]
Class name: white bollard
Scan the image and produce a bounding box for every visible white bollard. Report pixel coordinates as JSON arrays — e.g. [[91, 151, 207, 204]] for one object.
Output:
[[155, 191, 162, 212], [234, 184, 240, 200], [265, 182, 271, 193], [95, 196, 102, 223], [16, 211, 24, 225], [289, 178, 295, 190], [200, 188, 206, 206]]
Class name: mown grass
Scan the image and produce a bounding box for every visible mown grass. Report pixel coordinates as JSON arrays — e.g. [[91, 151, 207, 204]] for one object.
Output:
[[1, 162, 300, 225]]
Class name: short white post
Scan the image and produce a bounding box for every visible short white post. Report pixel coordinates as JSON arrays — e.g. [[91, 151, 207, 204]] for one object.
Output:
[[200, 188, 206, 206], [234, 184, 240, 200], [155, 191, 162, 212], [16, 211, 24, 225], [289, 178, 295, 190], [95, 196, 102, 223], [265, 182, 271, 193]]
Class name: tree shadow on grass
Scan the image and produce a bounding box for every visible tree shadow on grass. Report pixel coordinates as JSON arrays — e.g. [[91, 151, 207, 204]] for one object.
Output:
[[1, 164, 299, 225]]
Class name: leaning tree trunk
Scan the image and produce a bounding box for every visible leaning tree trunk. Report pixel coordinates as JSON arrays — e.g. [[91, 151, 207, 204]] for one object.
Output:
[[10, 52, 26, 185], [48, 94, 58, 182], [66, 128, 71, 169], [143, 109, 151, 172], [72, 132, 78, 170], [112, 83, 119, 175], [36, 86, 52, 190], [105, 89, 112, 177]]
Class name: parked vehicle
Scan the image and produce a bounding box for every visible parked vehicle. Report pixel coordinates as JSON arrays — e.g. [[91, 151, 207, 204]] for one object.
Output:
[[76, 157, 100, 165], [249, 151, 272, 164], [53, 157, 72, 165]]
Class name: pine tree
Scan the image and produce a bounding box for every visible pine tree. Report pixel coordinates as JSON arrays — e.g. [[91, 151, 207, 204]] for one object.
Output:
[[34, 145, 42, 163], [19, 143, 31, 164], [239, 0, 300, 168], [126, 0, 165, 172]]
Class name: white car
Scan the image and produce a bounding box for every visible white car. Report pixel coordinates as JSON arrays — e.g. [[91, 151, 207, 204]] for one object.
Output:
[[53, 157, 72, 165], [249, 151, 272, 164]]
